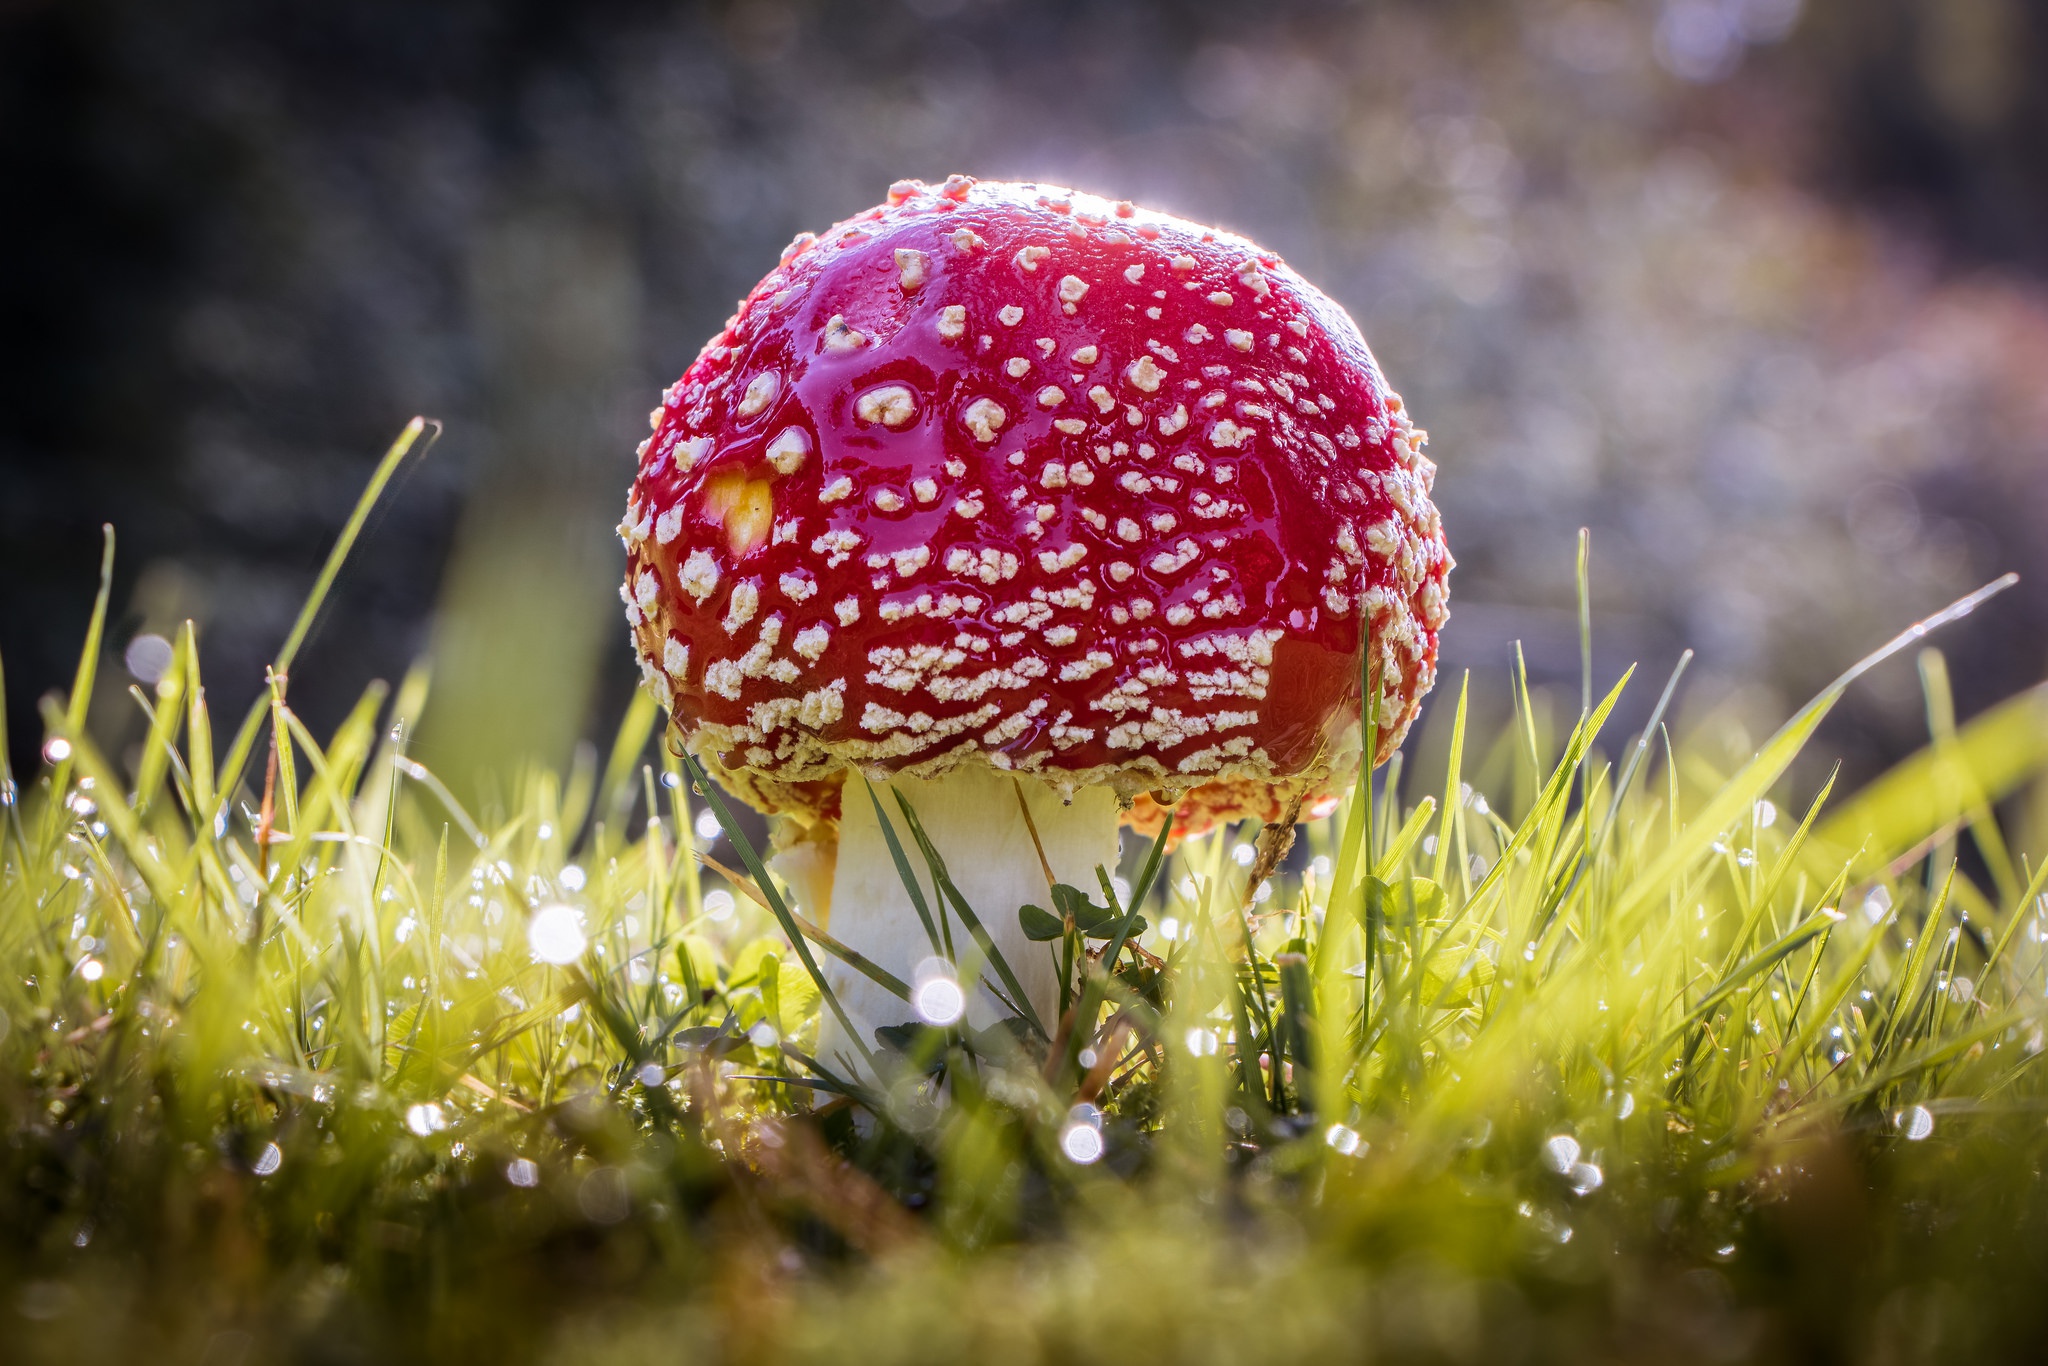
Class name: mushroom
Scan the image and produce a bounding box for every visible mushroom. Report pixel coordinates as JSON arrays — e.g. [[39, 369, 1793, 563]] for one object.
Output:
[[621, 177, 1451, 1062]]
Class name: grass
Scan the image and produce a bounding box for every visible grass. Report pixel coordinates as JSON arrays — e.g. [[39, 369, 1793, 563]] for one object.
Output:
[[6, 424, 2048, 1364]]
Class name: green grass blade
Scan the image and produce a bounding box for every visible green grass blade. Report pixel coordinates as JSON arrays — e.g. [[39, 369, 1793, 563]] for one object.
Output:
[[680, 749, 875, 1071], [889, 789, 1047, 1040], [217, 418, 436, 816], [0, 643, 11, 799], [1465, 669, 1632, 922], [1817, 681, 2048, 878], [858, 775, 943, 956], [1984, 856, 2048, 984], [1616, 578, 2020, 930], [1654, 907, 1842, 1053], [1431, 671, 1469, 889], [129, 629, 191, 814], [39, 525, 115, 850], [1575, 527, 1592, 721], [1127, 814, 1175, 912], [1593, 648, 1692, 856], [598, 690, 660, 836]]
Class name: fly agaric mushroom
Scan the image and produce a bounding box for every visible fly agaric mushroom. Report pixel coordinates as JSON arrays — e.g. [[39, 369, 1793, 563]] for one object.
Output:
[[621, 176, 1450, 1056]]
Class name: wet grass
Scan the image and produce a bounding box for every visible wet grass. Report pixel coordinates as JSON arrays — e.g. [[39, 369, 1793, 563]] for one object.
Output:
[[5, 424, 2048, 1364]]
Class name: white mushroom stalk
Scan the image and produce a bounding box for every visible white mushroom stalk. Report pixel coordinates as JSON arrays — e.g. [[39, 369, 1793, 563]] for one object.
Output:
[[801, 765, 1119, 1070]]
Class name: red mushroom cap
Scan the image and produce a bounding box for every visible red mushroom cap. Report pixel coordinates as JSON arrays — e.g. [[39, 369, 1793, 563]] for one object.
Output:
[[622, 177, 1451, 835]]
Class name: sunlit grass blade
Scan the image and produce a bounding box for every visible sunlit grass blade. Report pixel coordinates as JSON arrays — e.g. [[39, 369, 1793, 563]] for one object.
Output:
[[392, 755, 486, 849], [857, 775, 943, 956], [1126, 811, 1175, 912], [216, 417, 437, 818], [1592, 648, 1692, 858], [1616, 577, 2019, 930], [1871, 865, 1957, 1067], [1816, 680, 2048, 879], [697, 850, 912, 1003], [1468, 668, 1632, 926], [37, 525, 115, 852], [127, 627, 191, 814], [888, 787, 1047, 1040], [1653, 903, 1845, 1053], [680, 749, 875, 1071], [1431, 671, 1469, 889], [598, 689, 660, 836], [36, 698, 182, 915], [0, 642, 10, 799], [1983, 855, 2048, 986]]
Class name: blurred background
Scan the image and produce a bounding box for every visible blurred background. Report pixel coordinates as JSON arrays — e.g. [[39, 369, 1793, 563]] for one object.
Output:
[[4, 0, 2046, 811]]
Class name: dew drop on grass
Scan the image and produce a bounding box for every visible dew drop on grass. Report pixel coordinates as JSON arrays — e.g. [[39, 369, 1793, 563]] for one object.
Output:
[[252, 1142, 282, 1177], [1325, 1124, 1363, 1156], [560, 864, 587, 891], [1060, 1125, 1104, 1163], [405, 1103, 447, 1136], [695, 810, 721, 842], [528, 905, 587, 965], [1896, 1105, 1935, 1141], [78, 959, 103, 983], [1231, 843, 1256, 867], [1542, 1134, 1581, 1173], [914, 970, 964, 1026], [704, 890, 736, 923], [1061, 1106, 1105, 1165], [636, 1063, 665, 1087], [505, 1158, 540, 1188], [1753, 799, 1777, 828], [921, 978, 966, 1032], [1863, 886, 1892, 922], [43, 737, 72, 765]]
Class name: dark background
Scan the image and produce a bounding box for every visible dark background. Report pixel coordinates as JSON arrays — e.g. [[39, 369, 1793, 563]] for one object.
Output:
[[5, 0, 2047, 809]]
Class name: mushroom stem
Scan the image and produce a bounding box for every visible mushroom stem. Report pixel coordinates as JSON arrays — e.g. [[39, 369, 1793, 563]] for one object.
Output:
[[812, 765, 1121, 1070]]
